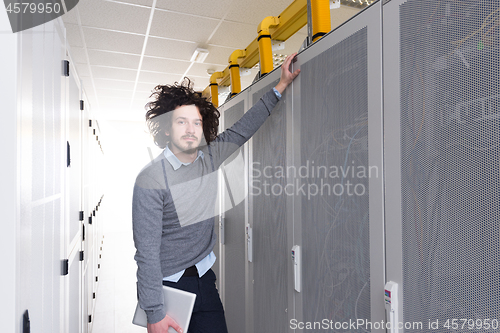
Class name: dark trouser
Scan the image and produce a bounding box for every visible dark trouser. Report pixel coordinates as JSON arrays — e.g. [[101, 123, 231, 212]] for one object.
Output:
[[163, 268, 228, 333]]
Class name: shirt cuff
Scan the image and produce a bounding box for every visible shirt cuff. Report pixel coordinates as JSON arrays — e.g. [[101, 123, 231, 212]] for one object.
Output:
[[272, 87, 282, 100]]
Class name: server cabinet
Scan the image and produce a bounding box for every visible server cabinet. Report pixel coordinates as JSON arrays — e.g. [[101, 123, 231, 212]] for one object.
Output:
[[65, 54, 84, 333], [217, 3, 385, 332], [383, 0, 500, 331], [12, 13, 103, 333], [81, 94, 96, 333], [248, 75, 291, 333], [219, 99, 248, 333], [291, 3, 385, 331], [17, 18, 68, 333]]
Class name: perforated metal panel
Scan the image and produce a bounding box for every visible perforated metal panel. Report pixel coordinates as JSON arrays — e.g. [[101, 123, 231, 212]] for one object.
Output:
[[399, 0, 500, 330], [221, 100, 247, 333], [251, 81, 289, 333], [300, 27, 371, 326]]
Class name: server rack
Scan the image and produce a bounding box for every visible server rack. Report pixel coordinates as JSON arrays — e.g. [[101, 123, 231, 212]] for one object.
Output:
[[217, 3, 385, 332], [384, 0, 500, 331]]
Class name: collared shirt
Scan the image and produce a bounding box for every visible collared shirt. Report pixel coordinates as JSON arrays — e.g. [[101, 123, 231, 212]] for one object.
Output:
[[163, 144, 204, 170], [163, 145, 215, 282], [272, 87, 282, 99], [163, 251, 216, 282]]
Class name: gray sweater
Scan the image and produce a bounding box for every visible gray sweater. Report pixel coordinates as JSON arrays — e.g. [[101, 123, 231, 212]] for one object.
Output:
[[132, 89, 280, 324]]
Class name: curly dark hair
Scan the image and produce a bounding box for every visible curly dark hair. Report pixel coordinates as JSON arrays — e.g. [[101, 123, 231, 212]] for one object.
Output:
[[145, 77, 220, 149]]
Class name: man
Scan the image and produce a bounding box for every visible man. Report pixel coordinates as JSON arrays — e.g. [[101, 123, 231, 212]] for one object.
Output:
[[132, 53, 300, 333]]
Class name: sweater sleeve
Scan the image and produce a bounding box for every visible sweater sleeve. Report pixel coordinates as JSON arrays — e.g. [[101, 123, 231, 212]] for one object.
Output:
[[132, 173, 167, 324], [210, 89, 281, 169]]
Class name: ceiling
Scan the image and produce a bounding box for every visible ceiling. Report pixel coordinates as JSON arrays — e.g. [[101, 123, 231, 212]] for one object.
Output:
[[61, 0, 361, 122]]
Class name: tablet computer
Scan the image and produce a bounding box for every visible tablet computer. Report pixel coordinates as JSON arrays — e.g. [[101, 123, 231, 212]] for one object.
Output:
[[132, 285, 196, 333]]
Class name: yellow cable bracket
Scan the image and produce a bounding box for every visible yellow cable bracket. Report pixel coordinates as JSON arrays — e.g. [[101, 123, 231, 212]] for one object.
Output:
[[209, 71, 225, 107], [311, 0, 331, 43], [202, 0, 308, 104], [257, 16, 281, 76], [228, 49, 247, 97]]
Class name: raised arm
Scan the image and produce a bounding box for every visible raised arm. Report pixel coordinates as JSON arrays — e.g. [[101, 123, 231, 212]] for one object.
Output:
[[209, 52, 300, 168]]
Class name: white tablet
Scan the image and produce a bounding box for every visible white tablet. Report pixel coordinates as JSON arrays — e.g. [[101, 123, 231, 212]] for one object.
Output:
[[132, 285, 196, 333]]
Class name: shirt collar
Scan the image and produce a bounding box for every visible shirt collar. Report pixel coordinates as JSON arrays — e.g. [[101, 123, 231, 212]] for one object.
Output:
[[164, 145, 204, 170]]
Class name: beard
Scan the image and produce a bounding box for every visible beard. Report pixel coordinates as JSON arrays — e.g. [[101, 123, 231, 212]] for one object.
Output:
[[170, 136, 199, 155], [183, 146, 198, 155]]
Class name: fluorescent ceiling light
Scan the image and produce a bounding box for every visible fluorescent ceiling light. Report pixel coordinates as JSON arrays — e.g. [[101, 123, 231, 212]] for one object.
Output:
[[190, 48, 209, 63]]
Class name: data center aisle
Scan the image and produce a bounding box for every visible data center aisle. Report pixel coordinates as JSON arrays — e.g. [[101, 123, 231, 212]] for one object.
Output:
[[92, 230, 144, 333], [91, 120, 161, 333]]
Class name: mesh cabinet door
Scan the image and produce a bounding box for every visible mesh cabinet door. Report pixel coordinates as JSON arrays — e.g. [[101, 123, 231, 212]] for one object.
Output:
[[250, 78, 290, 333], [299, 28, 372, 330], [290, 3, 385, 332], [384, 0, 500, 331], [220, 99, 248, 333]]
